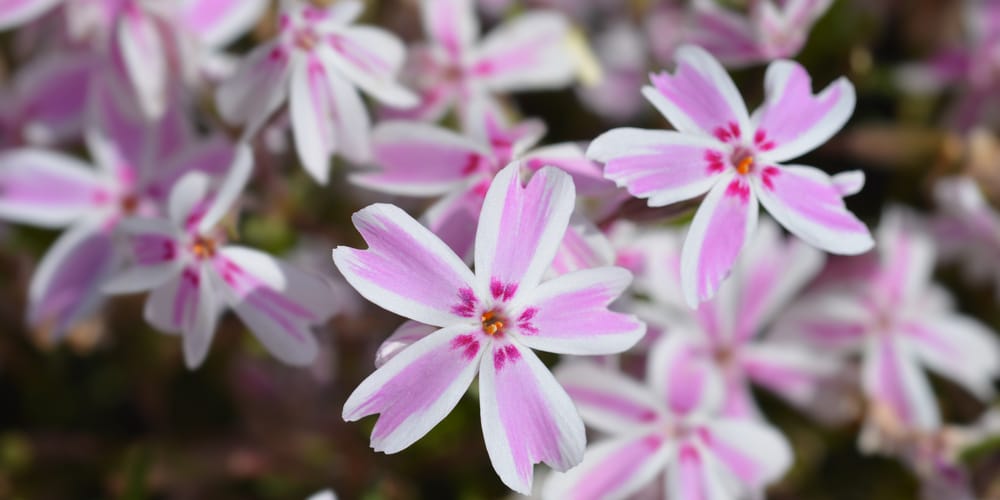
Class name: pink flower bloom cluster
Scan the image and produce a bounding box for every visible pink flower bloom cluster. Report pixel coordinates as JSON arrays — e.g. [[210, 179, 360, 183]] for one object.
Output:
[[0, 0, 997, 497]]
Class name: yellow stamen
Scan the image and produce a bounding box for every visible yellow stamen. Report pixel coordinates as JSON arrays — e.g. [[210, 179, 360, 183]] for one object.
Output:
[[736, 156, 753, 175], [481, 310, 505, 336], [191, 236, 217, 259]]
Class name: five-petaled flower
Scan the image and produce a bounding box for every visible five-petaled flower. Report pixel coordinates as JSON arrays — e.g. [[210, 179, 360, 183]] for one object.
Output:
[[588, 44, 873, 307], [333, 164, 645, 493], [543, 361, 792, 500], [103, 152, 337, 368], [216, 0, 418, 183]]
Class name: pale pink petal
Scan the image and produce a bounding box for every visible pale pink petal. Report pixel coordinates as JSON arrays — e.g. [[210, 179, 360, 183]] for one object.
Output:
[[422, 186, 482, 260], [648, 334, 723, 417], [326, 69, 372, 163], [862, 334, 940, 430], [290, 58, 337, 184], [770, 290, 872, 351], [0, 149, 106, 227], [542, 434, 670, 500], [688, 4, 761, 67], [342, 324, 483, 453], [215, 246, 330, 365], [323, 27, 418, 107], [85, 76, 149, 176], [215, 40, 292, 131], [665, 442, 733, 500], [103, 217, 183, 294], [149, 136, 235, 202], [27, 218, 115, 339], [375, 320, 437, 368], [555, 362, 663, 434], [180, 264, 224, 368], [831, 170, 865, 196], [643, 45, 751, 136], [13, 51, 94, 144], [168, 172, 211, 230], [701, 419, 793, 489], [0, 0, 61, 30], [181, 0, 267, 47], [901, 316, 1000, 399], [197, 143, 253, 234], [549, 215, 615, 276], [589, 128, 727, 207], [475, 164, 575, 298], [741, 343, 841, 408], [116, 10, 167, 119], [333, 203, 477, 326], [871, 209, 935, 307], [523, 143, 616, 196], [421, 0, 478, 60], [472, 11, 575, 92], [681, 174, 759, 307], [515, 267, 644, 355], [479, 340, 585, 494], [755, 165, 873, 255], [353, 121, 487, 196], [753, 60, 856, 162]]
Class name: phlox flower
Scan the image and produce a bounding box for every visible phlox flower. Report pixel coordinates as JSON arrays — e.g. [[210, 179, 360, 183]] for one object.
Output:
[[635, 219, 846, 421], [353, 104, 613, 258], [385, 0, 576, 124], [773, 209, 1000, 432], [0, 0, 269, 119], [690, 0, 832, 67], [931, 176, 1000, 297], [103, 157, 336, 368], [896, 0, 1000, 130], [333, 164, 645, 493], [0, 79, 232, 338], [215, 0, 417, 184], [542, 361, 792, 500], [588, 44, 873, 307]]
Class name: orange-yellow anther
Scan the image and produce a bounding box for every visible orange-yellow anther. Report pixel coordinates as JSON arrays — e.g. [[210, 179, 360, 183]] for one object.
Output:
[[481, 310, 506, 336], [191, 235, 217, 259], [736, 156, 753, 175], [295, 31, 318, 51]]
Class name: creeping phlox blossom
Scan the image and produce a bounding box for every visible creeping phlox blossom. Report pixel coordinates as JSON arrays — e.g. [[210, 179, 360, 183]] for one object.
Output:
[[385, 0, 576, 124], [0, 80, 232, 338], [333, 164, 645, 493], [104, 152, 336, 368], [774, 209, 1000, 432], [543, 361, 792, 500], [353, 105, 613, 258], [931, 176, 1000, 298], [216, 0, 418, 184], [690, 0, 832, 67], [0, 51, 95, 147], [637, 219, 844, 420], [589, 44, 873, 307], [0, 0, 268, 119]]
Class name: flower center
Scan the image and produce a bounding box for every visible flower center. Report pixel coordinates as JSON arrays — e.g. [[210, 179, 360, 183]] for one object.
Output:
[[119, 193, 140, 214], [190, 235, 217, 260], [736, 156, 753, 175], [481, 309, 507, 336], [294, 29, 319, 51]]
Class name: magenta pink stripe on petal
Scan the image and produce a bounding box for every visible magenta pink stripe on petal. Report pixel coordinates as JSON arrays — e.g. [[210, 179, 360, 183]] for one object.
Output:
[[565, 386, 659, 423], [568, 435, 666, 500]]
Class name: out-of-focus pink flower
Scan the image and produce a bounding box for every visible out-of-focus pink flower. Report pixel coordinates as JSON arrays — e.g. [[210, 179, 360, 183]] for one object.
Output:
[[385, 0, 575, 124], [690, 0, 832, 67], [931, 176, 1000, 296], [353, 104, 613, 258], [0, 78, 233, 338], [774, 209, 1000, 431], [104, 157, 336, 368], [589, 45, 871, 307], [896, 0, 1000, 130], [543, 361, 792, 500], [577, 22, 649, 123], [334, 164, 644, 494], [216, 0, 417, 184], [0, 50, 96, 147], [639, 219, 847, 421]]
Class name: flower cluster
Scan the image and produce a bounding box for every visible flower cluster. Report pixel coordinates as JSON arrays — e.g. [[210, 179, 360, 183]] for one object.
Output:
[[0, 0, 999, 498]]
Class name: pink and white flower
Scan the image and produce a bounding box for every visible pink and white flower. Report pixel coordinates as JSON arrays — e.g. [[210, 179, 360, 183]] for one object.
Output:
[[773, 209, 1000, 431], [0, 78, 232, 338], [215, 0, 417, 183], [334, 164, 645, 493], [384, 0, 575, 124], [543, 361, 792, 500], [588, 44, 872, 307], [931, 176, 1000, 297], [690, 0, 833, 67], [638, 218, 846, 420], [103, 155, 336, 368], [353, 105, 613, 258]]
